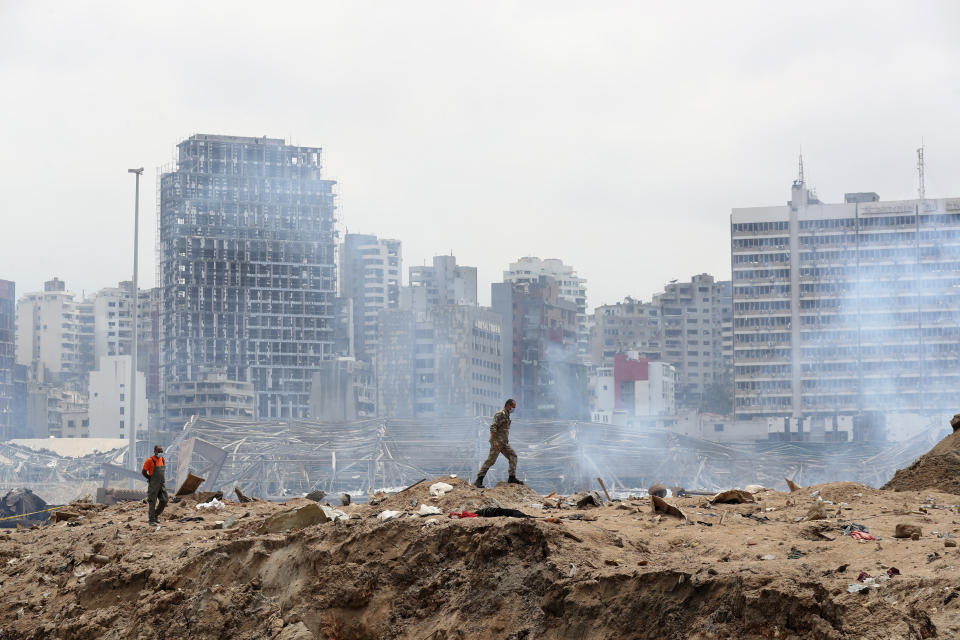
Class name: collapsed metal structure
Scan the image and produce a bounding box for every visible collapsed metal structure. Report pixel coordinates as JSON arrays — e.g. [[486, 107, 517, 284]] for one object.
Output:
[[0, 418, 948, 502], [0, 441, 126, 504], [165, 417, 948, 498]]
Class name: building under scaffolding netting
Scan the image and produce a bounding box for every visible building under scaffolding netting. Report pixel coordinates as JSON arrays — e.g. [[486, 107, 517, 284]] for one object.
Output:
[[164, 417, 950, 499]]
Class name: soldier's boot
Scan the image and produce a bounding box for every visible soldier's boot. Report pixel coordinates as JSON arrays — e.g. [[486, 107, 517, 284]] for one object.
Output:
[[507, 475, 524, 485], [474, 474, 485, 488]]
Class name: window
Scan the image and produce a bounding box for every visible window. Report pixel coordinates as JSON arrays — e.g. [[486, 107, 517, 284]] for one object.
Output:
[[714, 423, 724, 432]]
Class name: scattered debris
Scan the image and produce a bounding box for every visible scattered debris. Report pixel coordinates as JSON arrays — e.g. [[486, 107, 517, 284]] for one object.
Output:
[[304, 490, 326, 503], [850, 531, 878, 541], [894, 523, 922, 539], [377, 510, 403, 521], [596, 477, 613, 502], [340, 493, 351, 506], [804, 497, 827, 521], [785, 478, 802, 492], [196, 497, 225, 511], [476, 507, 531, 518], [175, 473, 206, 496], [648, 483, 667, 498], [571, 490, 604, 508], [417, 505, 442, 516], [234, 486, 254, 503], [429, 482, 454, 498], [710, 489, 755, 505], [650, 495, 686, 520]]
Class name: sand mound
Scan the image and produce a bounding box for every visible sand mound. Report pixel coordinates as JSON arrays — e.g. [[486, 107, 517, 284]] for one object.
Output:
[[804, 482, 884, 503], [374, 476, 545, 514], [883, 429, 960, 494]]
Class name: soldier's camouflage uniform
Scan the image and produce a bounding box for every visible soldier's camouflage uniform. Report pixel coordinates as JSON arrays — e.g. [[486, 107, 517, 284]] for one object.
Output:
[[479, 408, 517, 477]]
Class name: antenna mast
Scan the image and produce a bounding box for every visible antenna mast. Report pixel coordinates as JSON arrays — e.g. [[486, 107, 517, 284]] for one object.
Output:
[[917, 143, 925, 201]]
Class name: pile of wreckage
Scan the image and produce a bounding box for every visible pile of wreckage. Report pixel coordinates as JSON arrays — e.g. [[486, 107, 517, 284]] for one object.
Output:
[[0, 415, 950, 508], [153, 416, 947, 500]]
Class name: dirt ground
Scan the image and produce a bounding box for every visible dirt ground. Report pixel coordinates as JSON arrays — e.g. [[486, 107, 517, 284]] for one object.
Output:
[[2, 473, 960, 639], [884, 429, 960, 495]]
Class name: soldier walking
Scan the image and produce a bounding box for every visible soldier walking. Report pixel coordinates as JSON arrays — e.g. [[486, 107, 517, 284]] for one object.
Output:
[[475, 399, 523, 487], [141, 445, 168, 526]]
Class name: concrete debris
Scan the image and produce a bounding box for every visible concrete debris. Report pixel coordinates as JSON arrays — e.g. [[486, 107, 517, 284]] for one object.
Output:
[[377, 510, 403, 521], [49, 509, 81, 523], [256, 503, 330, 534], [710, 489, 755, 505], [319, 505, 350, 522], [305, 490, 326, 503], [785, 478, 802, 492], [340, 493, 351, 506], [234, 486, 254, 503], [571, 491, 603, 508], [894, 523, 922, 539], [647, 483, 667, 498], [744, 484, 767, 494]]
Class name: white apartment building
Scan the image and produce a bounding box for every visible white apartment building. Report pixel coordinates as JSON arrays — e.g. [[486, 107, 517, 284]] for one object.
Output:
[[504, 257, 588, 357], [16, 278, 91, 381], [88, 355, 147, 439], [731, 174, 960, 422], [340, 234, 402, 363]]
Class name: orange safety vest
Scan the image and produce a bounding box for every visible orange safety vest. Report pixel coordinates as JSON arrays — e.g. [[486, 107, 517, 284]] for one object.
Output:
[[142, 455, 165, 476]]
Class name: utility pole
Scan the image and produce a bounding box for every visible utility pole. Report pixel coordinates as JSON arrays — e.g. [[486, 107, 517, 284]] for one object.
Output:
[[127, 168, 144, 481]]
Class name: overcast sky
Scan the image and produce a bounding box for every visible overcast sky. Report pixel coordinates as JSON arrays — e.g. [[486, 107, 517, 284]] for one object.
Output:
[[2, 1, 959, 308]]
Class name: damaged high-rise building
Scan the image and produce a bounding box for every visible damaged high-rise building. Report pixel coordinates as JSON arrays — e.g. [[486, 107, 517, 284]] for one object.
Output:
[[731, 169, 960, 428], [0, 280, 14, 440], [159, 134, 338, 419], [339, 233, 401, 363]]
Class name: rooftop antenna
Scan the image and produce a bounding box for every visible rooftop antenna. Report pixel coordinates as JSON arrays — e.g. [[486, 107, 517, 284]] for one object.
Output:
[[917, 141, 926, 201], [793, 148, 805, 187]]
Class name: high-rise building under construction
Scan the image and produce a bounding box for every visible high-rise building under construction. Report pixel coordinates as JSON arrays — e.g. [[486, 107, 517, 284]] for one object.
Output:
[[159, 134, 337, 420]]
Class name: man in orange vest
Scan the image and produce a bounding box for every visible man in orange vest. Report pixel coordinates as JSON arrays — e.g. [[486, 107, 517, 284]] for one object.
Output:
[[141, 445, 168, 526]]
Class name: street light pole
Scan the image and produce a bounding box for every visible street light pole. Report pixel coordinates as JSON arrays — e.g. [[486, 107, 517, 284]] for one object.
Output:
[[127, 168, 144, 480]]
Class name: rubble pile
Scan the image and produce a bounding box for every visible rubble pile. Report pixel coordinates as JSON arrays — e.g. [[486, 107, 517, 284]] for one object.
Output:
[[3, 474, 960, 639], [883, 428, 960, 495]]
